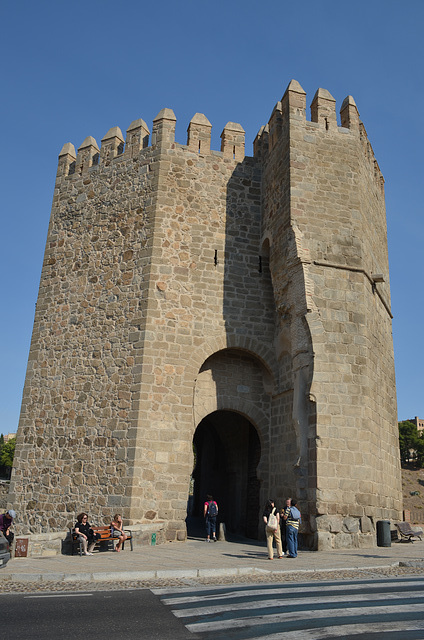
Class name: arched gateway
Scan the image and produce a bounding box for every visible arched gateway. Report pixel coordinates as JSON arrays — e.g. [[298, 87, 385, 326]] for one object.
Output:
[[9, 81, 402, 554], [189, 410, 261, 539], [188, 347, 273, 540]]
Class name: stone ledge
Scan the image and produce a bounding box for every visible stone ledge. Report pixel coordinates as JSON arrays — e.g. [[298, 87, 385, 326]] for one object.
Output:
[[14, 521, 167, 558]]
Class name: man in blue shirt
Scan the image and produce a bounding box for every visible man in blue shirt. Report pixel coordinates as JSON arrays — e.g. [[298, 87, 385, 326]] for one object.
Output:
[[283, 499, 300, 558]]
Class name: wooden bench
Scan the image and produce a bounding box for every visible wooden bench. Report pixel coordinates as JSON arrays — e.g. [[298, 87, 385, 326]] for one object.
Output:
[[390, 529, 399, 542], [396, 522, 423, 542], [71, 525, 133, 556]]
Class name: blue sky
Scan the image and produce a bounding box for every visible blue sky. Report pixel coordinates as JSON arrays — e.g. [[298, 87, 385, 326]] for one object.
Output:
[[1, 0, 423, 434]]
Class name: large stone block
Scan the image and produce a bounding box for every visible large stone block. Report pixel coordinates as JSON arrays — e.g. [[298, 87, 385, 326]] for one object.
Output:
[[315, 515, 343, 533], [334, 532, 357, 549], [317, 531, 333, 551], [343, 516, 360, 533]]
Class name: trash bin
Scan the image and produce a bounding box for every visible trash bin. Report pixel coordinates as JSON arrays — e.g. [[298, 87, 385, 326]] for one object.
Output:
[[376, 520, 391, 547]]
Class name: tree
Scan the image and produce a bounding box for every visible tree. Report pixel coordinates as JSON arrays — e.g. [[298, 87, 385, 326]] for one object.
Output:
[[399, 420, 422, 466], [0, 436, 16, 478], [0, 434, 5, 478], [0, 438, 16, 468], [415, 433, 424, 468]]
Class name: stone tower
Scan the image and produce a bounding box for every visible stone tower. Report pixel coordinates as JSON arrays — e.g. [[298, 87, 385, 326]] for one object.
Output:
[[9, 80, 402, 551]]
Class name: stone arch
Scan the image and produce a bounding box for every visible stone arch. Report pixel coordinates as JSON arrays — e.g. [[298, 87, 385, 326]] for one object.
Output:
[[194, 394, 269, 465], [260, 231, 273, 252], [182, 333, 278, 433], [193, 390, 269, 488], [192, 347, 273, 443]]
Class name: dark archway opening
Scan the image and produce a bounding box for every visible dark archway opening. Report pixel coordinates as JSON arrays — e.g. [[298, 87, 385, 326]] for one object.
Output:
[[187, 410, 261, 540]]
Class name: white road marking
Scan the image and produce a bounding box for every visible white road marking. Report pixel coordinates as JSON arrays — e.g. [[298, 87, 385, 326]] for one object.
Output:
[[171, 588, 424, 617], [25, 593, 94, 598], [247, 620, 424, 640], [187, 602, 424, 632], [157, 578, 424, 604]]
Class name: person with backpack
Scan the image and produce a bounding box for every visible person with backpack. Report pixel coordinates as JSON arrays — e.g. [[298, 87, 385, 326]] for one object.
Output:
[[283, 498, 301, 558], [262, 499, 283, 559], [204, 494, 218, 542]]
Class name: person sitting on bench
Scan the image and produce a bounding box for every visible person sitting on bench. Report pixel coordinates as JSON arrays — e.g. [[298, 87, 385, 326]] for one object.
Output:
[[0, 509, 16, 546], [111, 514, 128, 552], [74, 512, 99, 556]]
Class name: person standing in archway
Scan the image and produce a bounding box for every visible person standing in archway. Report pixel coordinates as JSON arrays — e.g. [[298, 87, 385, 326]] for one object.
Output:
[[263, 499, 283, 559], [204, 494, 218, 542], [280, 497, 291, 555]]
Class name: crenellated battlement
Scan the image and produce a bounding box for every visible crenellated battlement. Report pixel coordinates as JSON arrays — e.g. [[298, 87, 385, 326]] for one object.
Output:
[[56, 109, 246, 179], [58, 81, 381, 189], [254, 79, 384, 193]]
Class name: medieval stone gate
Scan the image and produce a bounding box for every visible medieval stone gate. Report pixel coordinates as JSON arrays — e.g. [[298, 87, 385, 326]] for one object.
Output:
[[8, 80, 402, 552]]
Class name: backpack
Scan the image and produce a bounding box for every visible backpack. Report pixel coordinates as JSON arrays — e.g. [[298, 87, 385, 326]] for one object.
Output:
[[290, 506, 301, 521], [208, 501, 218, 517], [267, 508, 278, 530]]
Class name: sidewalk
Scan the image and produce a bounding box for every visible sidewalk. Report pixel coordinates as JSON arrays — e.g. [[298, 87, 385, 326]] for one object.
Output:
[[2, 535, 424, 583]]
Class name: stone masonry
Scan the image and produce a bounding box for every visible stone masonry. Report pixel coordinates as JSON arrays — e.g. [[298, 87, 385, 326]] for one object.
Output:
[[8, 80, 402, 553]]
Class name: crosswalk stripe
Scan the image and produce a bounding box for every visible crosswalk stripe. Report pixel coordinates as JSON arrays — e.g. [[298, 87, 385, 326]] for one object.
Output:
[[247, 621, 424, 640], [155, 578, 424, 604], [170, 590, 424, 618], [186, 603, 424, 633]]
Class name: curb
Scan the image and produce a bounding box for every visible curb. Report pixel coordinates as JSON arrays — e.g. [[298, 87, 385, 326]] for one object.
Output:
[[1, 563, 404, 583], [2, 566, 258, 583], [399, 560, 424, 568]]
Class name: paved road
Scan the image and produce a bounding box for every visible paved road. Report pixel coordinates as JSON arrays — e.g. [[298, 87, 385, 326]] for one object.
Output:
[[1, 589, 197, 640], [154, 576, 424, 639]]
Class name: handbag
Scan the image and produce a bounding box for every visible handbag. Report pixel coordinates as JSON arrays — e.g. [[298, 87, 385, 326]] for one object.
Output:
[[267, 508, 278, 531], [88, 528, 101, 542]]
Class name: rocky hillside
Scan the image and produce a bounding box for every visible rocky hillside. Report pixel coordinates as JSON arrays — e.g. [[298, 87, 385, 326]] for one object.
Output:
[[402, 466, 424, 521], [0, 481, 8, 510]]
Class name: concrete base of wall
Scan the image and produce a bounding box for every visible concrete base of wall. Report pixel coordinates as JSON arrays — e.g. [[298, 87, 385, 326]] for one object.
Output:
[[313, 514, 380, 550], [316, 531, 377, 551]]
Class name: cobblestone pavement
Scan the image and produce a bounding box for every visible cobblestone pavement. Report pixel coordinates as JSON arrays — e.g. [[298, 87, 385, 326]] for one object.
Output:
[[2, 536, 424, 594], [2, 565, 424, 595]]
